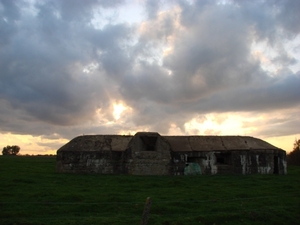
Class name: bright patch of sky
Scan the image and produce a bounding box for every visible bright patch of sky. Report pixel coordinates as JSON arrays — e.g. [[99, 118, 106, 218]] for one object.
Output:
[[83, 62, 99, 74], [184, 113, 256, 136], [118, 0, 145, 24], [284, 34, 300, 73], [251, 36, 300, 76], [91, 1, 145, 29], [113, 103, 126, 120]]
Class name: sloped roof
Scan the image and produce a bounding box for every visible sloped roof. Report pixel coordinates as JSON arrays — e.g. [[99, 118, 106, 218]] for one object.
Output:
[[57, 133, 280, 152], [57, 135, 133, 152], [164, 136, 279, 152]]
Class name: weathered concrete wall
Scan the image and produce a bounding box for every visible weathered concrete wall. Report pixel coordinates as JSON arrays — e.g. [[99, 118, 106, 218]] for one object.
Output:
[[126, 132, 172, 175], [56, 150, 127, 174], [171, 149, 287, 175], [56, 135, 132, 174]]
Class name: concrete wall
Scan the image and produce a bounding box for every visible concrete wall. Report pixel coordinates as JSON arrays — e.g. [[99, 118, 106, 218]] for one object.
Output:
[[56, 135, 132, 174], [171, 149, 287, 175], [56, 150, 127, 174], [126, 132, 172, 175]]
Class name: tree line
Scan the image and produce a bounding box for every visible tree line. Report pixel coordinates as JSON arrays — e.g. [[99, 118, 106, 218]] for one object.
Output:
[[287, 139, 300, 166], [2, 145, 20, 155]]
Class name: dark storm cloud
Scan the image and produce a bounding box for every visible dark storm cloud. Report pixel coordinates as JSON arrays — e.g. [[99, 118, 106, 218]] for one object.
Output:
[[164, 7, 257, 96], [192, 72, 300, 113], [0, 0, 21, 46], [0, 0, 299, 140], [0, 0, 133, 128], [231, 0, 300, 39], [271, 0, 300, 34], [93, 24, 134, 77]]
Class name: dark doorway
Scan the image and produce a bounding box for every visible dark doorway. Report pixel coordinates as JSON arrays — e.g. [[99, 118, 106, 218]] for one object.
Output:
[[140, 135, 158, 151], [273, 156, 279, 174]]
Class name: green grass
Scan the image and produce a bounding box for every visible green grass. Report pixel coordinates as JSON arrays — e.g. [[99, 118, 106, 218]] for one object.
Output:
[[0, 156, 299, 225]]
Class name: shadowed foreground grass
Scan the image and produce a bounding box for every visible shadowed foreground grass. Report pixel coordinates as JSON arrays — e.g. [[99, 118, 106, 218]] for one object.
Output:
[[0, 156, 299, 225]]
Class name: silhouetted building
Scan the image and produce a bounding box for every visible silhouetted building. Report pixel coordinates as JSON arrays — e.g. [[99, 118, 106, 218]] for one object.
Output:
[[56, 132, 287, 175]]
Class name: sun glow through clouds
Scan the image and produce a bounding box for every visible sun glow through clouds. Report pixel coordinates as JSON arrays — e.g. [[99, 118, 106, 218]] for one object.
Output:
[[113, 103, 126, 120]]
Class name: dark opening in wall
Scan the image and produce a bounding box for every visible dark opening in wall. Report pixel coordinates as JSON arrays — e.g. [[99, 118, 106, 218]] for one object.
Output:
[[187, 157, 205, 164], [140, 136, 158, 151], [217, 156, 225, 164], [215, 153, 231, 165]]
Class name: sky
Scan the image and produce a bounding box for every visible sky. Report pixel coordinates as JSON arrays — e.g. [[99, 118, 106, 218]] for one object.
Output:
[[0, 0, 299, 155]]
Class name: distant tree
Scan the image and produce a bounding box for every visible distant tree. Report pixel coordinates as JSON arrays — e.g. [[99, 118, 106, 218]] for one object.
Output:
[[294, 139, 300, 151], [287, 139, 300, 166], [2, 145, 20, 155]]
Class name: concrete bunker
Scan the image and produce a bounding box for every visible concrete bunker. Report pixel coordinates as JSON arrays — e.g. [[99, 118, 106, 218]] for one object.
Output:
[[56, 132, 287, 175]]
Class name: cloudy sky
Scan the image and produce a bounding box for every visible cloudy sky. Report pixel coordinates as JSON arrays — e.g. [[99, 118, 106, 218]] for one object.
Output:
[[0, 0, 299, 155]]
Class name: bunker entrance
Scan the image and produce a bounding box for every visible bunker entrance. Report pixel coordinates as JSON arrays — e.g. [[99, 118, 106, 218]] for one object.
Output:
[[140, 136, 158, 151]]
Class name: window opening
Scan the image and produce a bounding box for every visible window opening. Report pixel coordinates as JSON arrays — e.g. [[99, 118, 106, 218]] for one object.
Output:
[[217, 156, 225, 164], [187, 157, 205, 164], [215, 153, 231, 165], [140, 136, 158, 151]]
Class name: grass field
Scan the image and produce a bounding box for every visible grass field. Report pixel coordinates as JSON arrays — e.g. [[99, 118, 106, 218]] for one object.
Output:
[[0, 156, 299, 225]]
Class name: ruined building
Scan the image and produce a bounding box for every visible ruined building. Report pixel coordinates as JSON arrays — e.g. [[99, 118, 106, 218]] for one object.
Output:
[[56, 132, 287, 175]]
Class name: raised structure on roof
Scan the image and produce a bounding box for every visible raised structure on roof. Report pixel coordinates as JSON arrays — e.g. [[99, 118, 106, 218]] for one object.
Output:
[[56, 132, 287, 175]]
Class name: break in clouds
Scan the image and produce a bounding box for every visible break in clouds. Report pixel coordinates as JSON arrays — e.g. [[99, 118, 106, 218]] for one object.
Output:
[[0, 0, 299, 142]]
